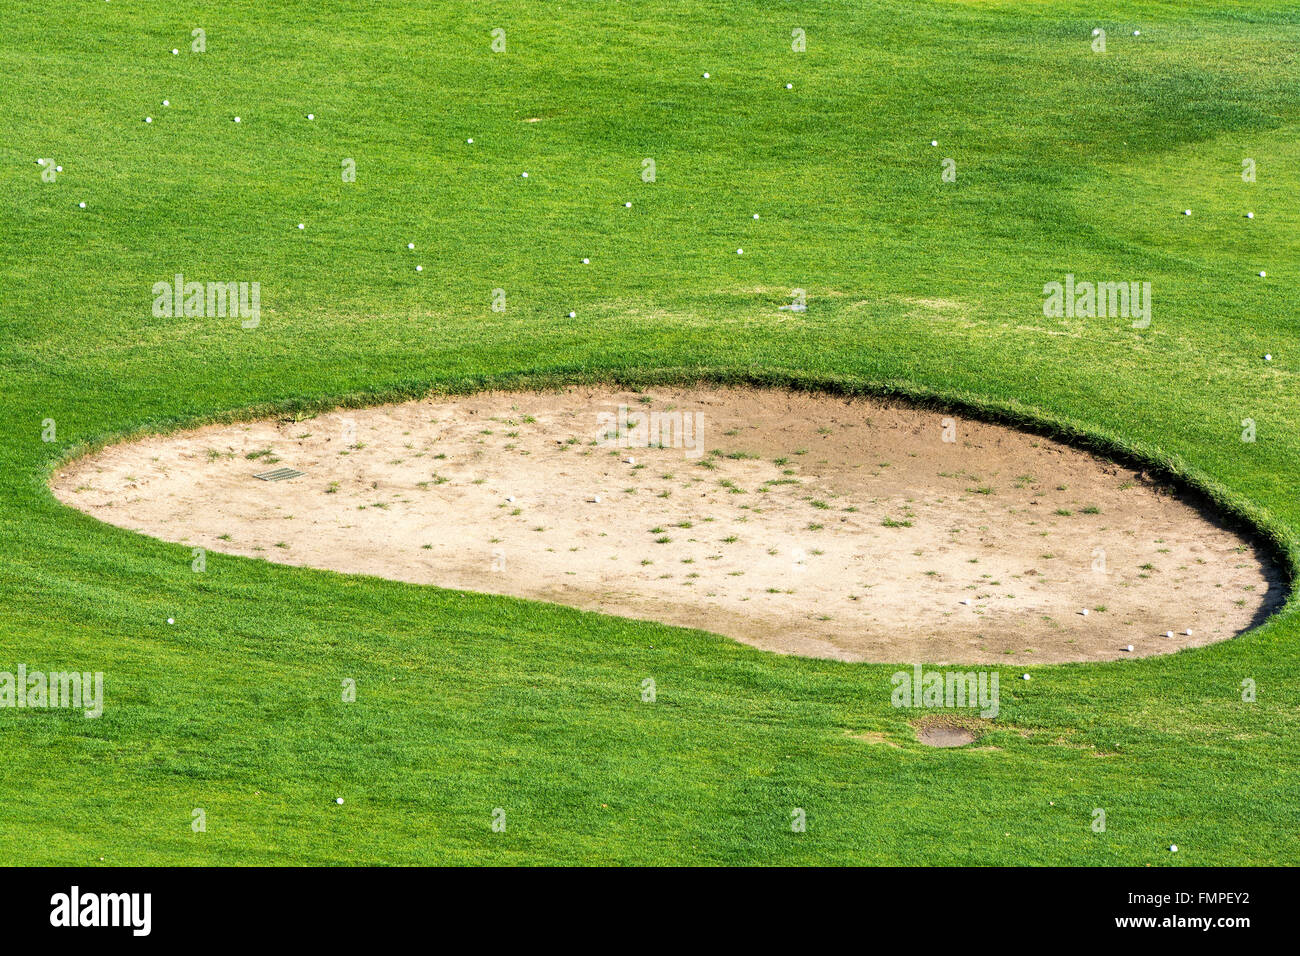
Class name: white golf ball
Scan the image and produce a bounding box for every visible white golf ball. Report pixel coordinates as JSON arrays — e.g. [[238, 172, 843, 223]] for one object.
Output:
[[960, 599, 972, 606], [753, 213, 760, 219], [592, 494, 602, 504], [162, 100, 169, 107], [416, 265, 423, 272], [521, 172, 528, 178], [1022, 674, 1031, 681], [78, 202, 86, 208], [1165, 631, 1174, 638], [1080, 608, 1089, 616], [1246, 212, 1254, 218], [1134, 30, 1141, 36], [1264, 354, 1273, 361], [1259, 271, 1267, 277], [307, 113, 315, 120], [1184, 628, 1193, 636], [702, 72, 710, 79], [466, 138, 473, 144], [785, 83, 793, 89], [297, 223, 305, 230], [234, 116, 241, 123], [568, 311, 576, 318], [1092, 28, 1101, 36], [624, 202, 632, 208], [1169, 844, 1177, 852], [1183, 209, 1191, 216], [55, 165, 62, 172], [407, 243, 414, 249], [166, 617, 175, 625], [336, 797, 344, 805], [1124, 644, 1134, 652], [172, 48, 179, 55], [581, 258, 589, 264], [736, 248, 743, 254], [144, 116, 152, 123]]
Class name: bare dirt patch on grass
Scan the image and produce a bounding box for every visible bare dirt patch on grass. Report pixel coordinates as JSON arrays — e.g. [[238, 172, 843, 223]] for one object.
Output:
[[52, 386, 1284, 663]]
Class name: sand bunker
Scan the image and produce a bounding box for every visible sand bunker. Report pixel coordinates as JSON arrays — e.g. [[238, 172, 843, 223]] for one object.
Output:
[[52, 387, 1284, 663]]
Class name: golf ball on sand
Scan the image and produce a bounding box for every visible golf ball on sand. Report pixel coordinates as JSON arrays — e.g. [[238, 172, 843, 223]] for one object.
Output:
[[786, 83, 793, 89], [521, 172, 528, 178], [1170, 844, 1177, 852]]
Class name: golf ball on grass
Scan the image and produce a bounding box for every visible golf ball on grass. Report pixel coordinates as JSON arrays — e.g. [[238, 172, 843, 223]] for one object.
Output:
[[1246, 212, 1254, 219], [466, 138, 473, 144], [1258, 271, 1266, 278], [568, 311, 576, 318], [736, 248, 743, 255], [166, 617, 174, 625], [581, 258, 589, 264], [78, 202, 86, 209], [297, 223, 305, 230], [416, 265, 423, 272], [144, 116, 152, 123], [407, 243, 414, 250], [1182, 209, 1191, 216], [335, 797, 344, 805], [1264, 354, 1272, 361], [233, 116, 241, 123], [162, 100, 169, 107], [307, 113, 315, 120]]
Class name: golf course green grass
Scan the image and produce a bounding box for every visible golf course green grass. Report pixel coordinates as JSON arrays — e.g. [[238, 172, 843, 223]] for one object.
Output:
[[2, 0, 1298, 864]]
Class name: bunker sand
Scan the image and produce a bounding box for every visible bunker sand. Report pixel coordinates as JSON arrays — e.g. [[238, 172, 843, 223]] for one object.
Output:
[[53, 387, 1285, 664]]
